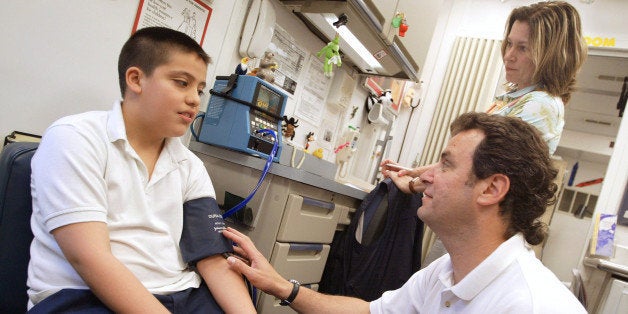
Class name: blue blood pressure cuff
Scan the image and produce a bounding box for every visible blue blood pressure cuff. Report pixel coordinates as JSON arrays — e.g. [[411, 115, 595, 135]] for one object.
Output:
[[180, 197, 233, 266]]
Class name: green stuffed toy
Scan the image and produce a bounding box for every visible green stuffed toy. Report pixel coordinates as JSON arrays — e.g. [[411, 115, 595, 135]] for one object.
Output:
[[317, 34, 342, 77]]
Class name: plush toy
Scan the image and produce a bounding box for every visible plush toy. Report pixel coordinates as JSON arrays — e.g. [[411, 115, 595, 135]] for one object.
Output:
[[366, 89, 393, 124], [317, 35, 341, 77], [235, 57, 249, 75], [312, 148, 324, 159], [305, 132, 315, 151], [251, 51, 278, 83], [391, 12, 404, 28], [398, 19, 409, 37], [282, 116, 299, 141], [256, 63, 277, 84], [379, 89, 393, 108], [259, 51, 277, 68]]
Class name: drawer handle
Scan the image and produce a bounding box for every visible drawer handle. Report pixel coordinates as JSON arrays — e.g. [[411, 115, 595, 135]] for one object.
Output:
[[288, 243, 324, 252], [302, 197, 334, 210]]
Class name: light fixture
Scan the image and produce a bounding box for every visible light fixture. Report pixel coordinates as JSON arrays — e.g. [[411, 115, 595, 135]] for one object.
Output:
[[323, 14, 383, 70], [303, 12, 383, 73]]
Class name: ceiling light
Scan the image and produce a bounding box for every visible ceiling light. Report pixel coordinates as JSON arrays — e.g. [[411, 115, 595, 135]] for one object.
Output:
[[322, 14, 382, 70]]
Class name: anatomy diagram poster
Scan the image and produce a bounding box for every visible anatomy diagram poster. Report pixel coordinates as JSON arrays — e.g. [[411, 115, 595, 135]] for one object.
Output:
[[132, 0, 212, 45]]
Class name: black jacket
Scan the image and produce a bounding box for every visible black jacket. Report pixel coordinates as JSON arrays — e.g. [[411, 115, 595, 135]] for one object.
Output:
[[319, 178, 423, 301]]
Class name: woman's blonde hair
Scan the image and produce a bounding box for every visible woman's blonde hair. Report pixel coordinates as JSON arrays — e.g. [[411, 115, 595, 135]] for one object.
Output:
[[502, 1, 587, 104]]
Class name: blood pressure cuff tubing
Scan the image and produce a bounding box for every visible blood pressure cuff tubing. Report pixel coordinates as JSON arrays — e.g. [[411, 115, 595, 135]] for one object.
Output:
[[180, 197, 233, 266]]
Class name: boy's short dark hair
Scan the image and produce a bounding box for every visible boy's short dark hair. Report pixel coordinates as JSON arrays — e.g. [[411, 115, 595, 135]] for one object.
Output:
[[117, 26, 210, 97]]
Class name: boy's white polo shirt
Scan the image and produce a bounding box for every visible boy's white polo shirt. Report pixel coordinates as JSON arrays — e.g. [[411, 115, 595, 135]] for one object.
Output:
[[28, 101, 215, 306]]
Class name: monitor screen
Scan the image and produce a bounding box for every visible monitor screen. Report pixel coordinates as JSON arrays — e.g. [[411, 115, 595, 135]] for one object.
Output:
[[254, 83, 284, 116]]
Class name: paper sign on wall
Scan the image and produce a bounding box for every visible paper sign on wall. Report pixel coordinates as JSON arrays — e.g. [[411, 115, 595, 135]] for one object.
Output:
[[132, 0, 212, 46]]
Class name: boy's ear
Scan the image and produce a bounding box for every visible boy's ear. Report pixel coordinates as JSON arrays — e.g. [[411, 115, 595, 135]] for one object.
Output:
[[125, 67, 143, 94], [477, 173, 509, 206]]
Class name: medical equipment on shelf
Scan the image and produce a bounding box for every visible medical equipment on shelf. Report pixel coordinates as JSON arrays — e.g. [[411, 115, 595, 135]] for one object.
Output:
[[197, 75, 287, 162]]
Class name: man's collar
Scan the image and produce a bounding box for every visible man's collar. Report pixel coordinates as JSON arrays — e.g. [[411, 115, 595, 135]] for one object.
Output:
[[449, 233, 527, 300]]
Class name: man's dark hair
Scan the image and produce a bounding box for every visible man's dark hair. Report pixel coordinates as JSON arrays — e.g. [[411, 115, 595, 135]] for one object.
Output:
[[117, 27, 210, 97], [450, 112, 558, 245]]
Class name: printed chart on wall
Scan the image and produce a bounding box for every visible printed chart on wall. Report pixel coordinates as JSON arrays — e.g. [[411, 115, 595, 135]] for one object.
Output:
[[133, 0, 212, 46], [294, 56, 331, 126], [267, 26, 308, 95]]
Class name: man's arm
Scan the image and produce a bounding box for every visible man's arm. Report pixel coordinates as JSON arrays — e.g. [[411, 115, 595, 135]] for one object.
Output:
[[222, 227, 370, 314], [53, 222, 169, 313], [196, 254, 256, 313]]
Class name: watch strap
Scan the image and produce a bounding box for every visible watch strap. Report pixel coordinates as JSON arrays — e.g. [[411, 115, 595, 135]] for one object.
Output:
[[279, 279, 300, 306]]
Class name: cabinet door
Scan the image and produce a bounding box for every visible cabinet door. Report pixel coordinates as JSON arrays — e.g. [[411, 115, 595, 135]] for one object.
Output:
[[382, 0, 444, 75], [600, 279, 628, 314], [276, 194, 340, 243], [364, 0, 400, 35]]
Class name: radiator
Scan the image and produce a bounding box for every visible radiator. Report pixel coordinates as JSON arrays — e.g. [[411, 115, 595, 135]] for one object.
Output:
[[419, 37, 503, 263]]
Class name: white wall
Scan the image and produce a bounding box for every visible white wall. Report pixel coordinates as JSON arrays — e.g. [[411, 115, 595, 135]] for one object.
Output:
[[0, 0, 243, 140], [0, 1, 136, 139]]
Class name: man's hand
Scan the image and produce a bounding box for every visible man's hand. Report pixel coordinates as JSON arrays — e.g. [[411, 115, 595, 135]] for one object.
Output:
[[379, 159, 429, 194], [222, 227, 372, 313], [222, 227, 294, 300]]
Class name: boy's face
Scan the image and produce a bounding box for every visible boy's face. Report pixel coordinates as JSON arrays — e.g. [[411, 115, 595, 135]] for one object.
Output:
[[138, 50, 207, 138]]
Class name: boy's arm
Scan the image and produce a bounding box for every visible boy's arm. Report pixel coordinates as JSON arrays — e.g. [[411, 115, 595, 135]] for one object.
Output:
[[52, 221, 169, 313], [197, 254, 256, 313], [222, 227, 370, 314]]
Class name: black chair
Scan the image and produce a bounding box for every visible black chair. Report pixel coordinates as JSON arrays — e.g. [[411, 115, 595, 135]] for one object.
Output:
[[0, 142, 38, 313]]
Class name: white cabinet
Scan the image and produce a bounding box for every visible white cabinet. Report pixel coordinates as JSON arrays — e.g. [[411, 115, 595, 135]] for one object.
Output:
[[598, 278, 628, 314], [364, 0, 444, 76], [378, 0, 444, 76], [193, 146, 360, 314], [366, 0, 399, 34]]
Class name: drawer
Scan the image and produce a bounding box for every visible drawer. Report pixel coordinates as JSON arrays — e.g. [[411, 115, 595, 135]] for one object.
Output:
[[270, 242, 330, 284], [276, 194, 340, 243], [257, 284, 319, 314]]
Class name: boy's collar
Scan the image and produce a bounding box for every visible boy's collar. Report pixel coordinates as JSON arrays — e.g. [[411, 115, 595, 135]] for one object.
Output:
[[107, 100, 127, 143]]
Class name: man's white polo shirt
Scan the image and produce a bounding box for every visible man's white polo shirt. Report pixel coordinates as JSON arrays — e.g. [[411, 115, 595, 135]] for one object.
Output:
[[370, 233, 586, 313]]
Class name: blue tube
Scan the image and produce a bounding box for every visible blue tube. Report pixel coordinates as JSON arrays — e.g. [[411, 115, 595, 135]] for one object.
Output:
[[190, 112, 205, 142], [222, 129, 278, 219]]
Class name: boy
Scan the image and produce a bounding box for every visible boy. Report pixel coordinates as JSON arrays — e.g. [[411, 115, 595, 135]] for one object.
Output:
[[27, 27, 255, 313]]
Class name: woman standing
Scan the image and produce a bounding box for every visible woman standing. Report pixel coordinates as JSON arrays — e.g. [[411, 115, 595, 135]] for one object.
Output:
[[488, 1, 587, 154], [383, 1, 587, 193]]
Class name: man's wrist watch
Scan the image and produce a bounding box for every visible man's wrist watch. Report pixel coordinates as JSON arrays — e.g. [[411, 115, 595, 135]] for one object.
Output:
[[279, 279, 300, 306]]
